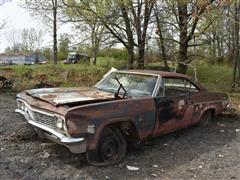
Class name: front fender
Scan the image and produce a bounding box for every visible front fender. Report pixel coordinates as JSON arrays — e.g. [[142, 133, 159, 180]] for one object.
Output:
[[65, 97, 156, 150]]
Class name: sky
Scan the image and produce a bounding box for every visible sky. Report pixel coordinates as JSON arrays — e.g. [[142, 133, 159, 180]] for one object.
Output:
[[0, 0, 70, 53]]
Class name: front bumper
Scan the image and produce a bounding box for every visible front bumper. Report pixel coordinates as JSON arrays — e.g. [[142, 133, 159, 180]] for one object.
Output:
[[15, 101, 86, 154]]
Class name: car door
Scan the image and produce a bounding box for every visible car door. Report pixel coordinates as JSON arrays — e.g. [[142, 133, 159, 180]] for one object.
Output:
[[153, 77, 197, 136]]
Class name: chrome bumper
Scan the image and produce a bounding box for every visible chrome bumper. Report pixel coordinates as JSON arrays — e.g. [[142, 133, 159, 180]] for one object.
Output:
[[15, 107, 86, 154]]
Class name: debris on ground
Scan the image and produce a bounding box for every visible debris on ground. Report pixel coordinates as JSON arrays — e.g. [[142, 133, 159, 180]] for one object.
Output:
[[0, 76, 14, 89], [218, 154, 224, 158], [126, 165, 139, 171], [217, 123, 226, 127], [40, 151, 51, 159], [152, 165, 158, 168], [150, 173, 158, 177]]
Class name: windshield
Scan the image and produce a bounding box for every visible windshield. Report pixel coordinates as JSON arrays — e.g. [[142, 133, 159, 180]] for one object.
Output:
[[95, 72, 158, 97], [68, 54, 76, 59]]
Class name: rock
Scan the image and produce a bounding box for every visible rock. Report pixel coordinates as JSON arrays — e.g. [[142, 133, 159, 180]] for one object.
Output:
[[40, 151, 50, 159], [40, 143, 55, 148], [127, 165, 139, 171], [217, 123, 226, 127], [152, 165, 158, 168], [235, 129, 240, 132], [150, 173, 157, 177], [220, 129, 225, 133], [41, 162, 47, 166], [198, 165, 203, 169], [105, 176, 111, 179], [218, 154, 224, 158]]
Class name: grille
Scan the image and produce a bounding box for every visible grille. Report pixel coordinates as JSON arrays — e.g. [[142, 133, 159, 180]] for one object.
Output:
[[31, 110, 56, 128]]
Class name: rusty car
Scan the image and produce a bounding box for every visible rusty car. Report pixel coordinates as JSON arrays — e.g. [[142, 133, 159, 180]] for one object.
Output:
[[15, 69, 229, 165]]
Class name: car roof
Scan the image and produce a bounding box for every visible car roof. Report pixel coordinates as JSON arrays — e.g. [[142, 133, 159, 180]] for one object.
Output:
[[118, 69, 206, 91], [119, 69, 188, 78]]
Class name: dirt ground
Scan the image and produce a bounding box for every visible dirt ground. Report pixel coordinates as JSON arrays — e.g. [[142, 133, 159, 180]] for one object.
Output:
[[0, 93, 239, 180]]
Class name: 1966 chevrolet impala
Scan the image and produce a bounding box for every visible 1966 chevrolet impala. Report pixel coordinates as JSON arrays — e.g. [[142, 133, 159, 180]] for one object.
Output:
[[15, 70, 229, 165]]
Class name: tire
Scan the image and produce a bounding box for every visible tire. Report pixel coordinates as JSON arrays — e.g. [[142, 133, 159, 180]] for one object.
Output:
[[198, 110, 213, 127], [87, 127, 126, 166]]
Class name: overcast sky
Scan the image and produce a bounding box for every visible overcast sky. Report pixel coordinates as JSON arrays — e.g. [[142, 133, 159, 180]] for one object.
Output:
[[0, 0, 70, 53]]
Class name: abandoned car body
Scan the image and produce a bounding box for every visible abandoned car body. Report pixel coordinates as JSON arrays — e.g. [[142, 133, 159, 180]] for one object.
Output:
[[15, 70, 229, 165]]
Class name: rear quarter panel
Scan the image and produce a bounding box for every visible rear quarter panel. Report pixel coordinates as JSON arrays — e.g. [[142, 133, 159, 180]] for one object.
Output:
[[191, 91, 228, 124]]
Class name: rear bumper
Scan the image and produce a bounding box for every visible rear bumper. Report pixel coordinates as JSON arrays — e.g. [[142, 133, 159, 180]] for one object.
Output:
[[15, 108, 86, 154]]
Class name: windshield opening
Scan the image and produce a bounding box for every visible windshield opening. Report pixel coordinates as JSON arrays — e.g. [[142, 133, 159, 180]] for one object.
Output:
[[95, 72, 158, 97]]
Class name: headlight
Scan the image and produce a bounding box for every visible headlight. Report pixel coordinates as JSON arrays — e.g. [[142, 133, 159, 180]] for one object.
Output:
[[56, 116, 64, 129], [55, 116, 67, 131]]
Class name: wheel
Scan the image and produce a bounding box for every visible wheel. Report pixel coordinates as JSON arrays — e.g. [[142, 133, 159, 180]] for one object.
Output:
[[198, 110, 213, 127], [87, 127, 126, 166]]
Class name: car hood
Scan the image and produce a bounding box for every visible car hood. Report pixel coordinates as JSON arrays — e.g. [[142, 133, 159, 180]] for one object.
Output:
[[25, 87, 115, 106]]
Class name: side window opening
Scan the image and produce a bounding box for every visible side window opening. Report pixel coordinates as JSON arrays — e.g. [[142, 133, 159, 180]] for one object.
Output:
[[158, 77, 199, 97]]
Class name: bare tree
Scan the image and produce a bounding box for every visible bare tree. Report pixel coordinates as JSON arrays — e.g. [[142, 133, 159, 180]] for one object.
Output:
[[21, 0, 62, 64], [0, 0, 10, 31], [154, 3, 168, 69], [5, 29, 21, 52], [21, 28, 43, 51], [63, 1, 107, 65], [5, 28, 43, 52], [63, 0, 155, 69]]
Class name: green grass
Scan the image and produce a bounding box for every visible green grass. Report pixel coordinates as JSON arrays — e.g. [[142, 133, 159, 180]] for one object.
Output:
[[187, 62, 233, 92], [94, 57, 127, 68], [0, 63, 105, 91]]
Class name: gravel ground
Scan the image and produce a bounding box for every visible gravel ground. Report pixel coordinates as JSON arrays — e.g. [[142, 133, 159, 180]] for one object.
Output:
[[0, 93, 239, 180]]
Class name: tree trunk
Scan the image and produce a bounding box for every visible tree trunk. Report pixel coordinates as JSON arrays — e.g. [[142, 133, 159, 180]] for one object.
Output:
[[177, 43, 188, 73], [176, 2, 188, 74], [93, 48, 97, 65], [236, 1, 240, 81], [232, 0, 240, 88], [212, 39, 217, 63], [137, 44, 145, 69], [53, 0, 58, 64], [127, 47, 134, 69], [154, 7, 168, 69]]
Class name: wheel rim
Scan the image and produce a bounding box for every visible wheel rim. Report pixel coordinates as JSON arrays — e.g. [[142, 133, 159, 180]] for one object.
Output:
[[100, 136, 120, 162]]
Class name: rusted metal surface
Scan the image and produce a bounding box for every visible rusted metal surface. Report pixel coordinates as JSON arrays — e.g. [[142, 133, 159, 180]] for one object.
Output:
[[15, 70, 229, 165], [25, 87, 115, 106]]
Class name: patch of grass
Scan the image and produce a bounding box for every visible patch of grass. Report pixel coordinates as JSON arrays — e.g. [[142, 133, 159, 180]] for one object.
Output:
[[95, 57, 127, 68], [188, 62, 233, 92], [0, 63, 109, 91]]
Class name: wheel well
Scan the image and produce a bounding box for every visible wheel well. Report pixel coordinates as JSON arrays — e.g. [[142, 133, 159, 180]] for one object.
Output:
[[205, 108, 216, 117], [108, 121, 140, 146]]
